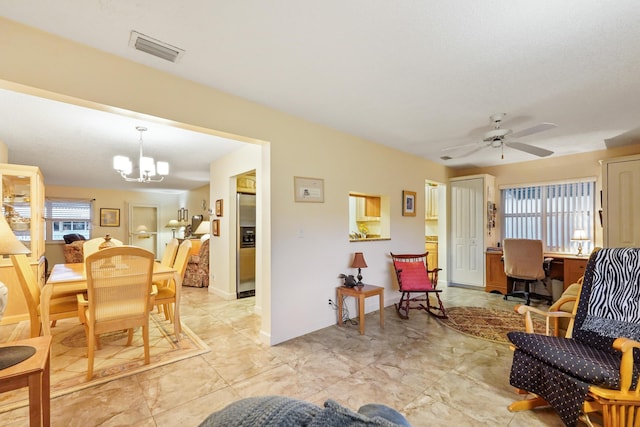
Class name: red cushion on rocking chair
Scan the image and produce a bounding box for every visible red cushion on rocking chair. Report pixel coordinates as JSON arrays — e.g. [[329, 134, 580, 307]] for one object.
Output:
[[394, 261, 433, 291]]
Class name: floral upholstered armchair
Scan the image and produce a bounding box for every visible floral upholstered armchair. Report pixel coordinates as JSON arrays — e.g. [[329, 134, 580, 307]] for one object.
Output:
[[183, 238, 210, 287], [62, 233, 86, 263]]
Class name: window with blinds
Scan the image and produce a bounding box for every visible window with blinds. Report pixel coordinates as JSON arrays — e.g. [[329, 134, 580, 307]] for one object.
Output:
[[44, 199, 93, 241], [501, 179, 595, 253]]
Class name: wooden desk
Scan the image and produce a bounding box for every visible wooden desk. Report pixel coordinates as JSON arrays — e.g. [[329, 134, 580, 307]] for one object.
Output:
[[485, 252, 589, 295], [42, 262, 181, 338], [336, 285, 384, 335], [0, 336, 52, 427]]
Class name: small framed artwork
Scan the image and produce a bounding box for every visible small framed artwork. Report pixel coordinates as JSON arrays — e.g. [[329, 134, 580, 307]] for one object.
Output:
[[215, 199, 223, 217], [212, 219, 220, 236], [100, 208, 120, 227], [402, 191, 416, 217], [294, 176, 324, 202]]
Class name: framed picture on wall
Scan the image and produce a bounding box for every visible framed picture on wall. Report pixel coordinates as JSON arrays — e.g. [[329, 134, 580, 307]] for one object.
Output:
[[215, 199, 223, 217], [294, 176, 324, 202], [402, 191, 416, 217], [100, 208, 120, 227], [212, 219, 220, 236]]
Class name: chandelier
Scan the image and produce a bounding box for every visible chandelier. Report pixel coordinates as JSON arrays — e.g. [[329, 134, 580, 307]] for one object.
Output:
[[113, 126, 169, 183]]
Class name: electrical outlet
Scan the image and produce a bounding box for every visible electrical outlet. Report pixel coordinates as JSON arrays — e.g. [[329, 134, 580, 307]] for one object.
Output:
[[328, 299, 333, 305]]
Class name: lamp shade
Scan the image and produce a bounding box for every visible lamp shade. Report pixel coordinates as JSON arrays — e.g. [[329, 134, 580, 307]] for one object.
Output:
[[193, 220, 210, 235], [572, 229, 588, 240], [350, 252, 368, 269], [0, 215, 30, 256], [165, 219, 181, 229]]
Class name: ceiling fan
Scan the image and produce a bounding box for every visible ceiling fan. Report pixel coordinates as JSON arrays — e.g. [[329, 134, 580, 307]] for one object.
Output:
[[441, 113, 557, 161]]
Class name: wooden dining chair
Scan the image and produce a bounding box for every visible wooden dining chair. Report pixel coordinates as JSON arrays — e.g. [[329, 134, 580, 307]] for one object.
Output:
[[77, 246, 155, 380], [156, 239, 191, 325], [82, 236, 123, 261], [11, 253, 78, 337], [154, 238, 179, 315]]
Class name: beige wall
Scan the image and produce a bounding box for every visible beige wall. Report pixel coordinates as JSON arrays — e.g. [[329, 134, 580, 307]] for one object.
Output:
[[45, 185, 181, 266], [1, 18, 450, 344], [450, 144, 640, 248]]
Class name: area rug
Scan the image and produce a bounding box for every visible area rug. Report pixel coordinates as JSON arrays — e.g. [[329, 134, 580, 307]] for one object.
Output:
[[436, 306, 547, 344], [0, 313, 210, 413]]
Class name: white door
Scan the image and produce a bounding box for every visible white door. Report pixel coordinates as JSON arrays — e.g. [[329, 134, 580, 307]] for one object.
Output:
[[450, 178, 484, 287], [128, 204, 159, 257], [604, 157, 640, 247]]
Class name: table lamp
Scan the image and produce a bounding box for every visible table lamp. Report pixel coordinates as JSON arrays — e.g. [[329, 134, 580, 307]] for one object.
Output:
[[135, 224, 150, 239], [193, 220, 210, 236], [165, 219, 181, 239], [0, 214, 36, 370], [572, 229, 589, 256], [350, 252, 368, 285]]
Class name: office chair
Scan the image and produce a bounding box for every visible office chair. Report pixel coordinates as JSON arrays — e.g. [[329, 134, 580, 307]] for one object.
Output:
[[502, 239, 552, 305]]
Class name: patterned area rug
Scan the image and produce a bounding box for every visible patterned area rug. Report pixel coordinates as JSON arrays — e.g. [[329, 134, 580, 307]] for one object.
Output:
[[436, 306, 547, 344], [0, 314, 209, 413]]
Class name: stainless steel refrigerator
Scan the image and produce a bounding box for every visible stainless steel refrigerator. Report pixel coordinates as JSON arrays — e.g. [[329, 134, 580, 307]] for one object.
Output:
[[237, 193, 256, 298]]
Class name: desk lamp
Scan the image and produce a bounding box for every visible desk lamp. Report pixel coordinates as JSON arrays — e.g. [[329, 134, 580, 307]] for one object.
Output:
[[572, 229, 589, 256], [0, 214, 35, 370], [350, 252, 368, 285]]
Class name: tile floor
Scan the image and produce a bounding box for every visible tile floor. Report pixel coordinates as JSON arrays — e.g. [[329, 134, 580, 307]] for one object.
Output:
[[0, 285, 567, 426]]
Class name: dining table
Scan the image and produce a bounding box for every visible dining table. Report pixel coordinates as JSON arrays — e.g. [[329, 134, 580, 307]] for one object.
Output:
[[41, 262, 182, 339]]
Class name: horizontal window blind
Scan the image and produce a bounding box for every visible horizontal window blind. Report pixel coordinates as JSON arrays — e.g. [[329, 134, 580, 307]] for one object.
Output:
[[45, 200, 92, 220], [45, 199, 93, 241]]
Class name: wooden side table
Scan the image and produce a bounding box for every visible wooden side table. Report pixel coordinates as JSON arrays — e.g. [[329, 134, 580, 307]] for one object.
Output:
[[0, 336, 52, 427], [337, 284, 384, 335]]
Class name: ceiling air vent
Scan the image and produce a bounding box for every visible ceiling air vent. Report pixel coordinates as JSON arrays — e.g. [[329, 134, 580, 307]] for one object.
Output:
[[129, 31, 185, 63]]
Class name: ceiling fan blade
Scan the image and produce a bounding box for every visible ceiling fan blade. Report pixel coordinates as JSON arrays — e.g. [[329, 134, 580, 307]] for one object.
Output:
[[440, 145, 486, 160], [505, 141, 554, 157], [510, 122, 558, 138], [441, 142, 478, 152]]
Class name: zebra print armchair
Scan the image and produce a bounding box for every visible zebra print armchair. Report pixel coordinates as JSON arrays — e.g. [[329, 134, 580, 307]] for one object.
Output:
[[507, 247, 640, 427]]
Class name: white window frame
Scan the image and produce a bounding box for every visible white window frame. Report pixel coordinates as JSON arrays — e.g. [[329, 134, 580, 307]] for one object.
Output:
[[45, 198, 93, 242], [500, 178, 596, 254]]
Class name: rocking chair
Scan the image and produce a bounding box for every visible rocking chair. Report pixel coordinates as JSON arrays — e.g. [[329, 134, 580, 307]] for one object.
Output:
[[390, 252, 446, 319], [507, 247, 640, 427]]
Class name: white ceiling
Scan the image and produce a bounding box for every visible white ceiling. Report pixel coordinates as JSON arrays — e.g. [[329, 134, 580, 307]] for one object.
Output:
[[1, 0, 640, 190]]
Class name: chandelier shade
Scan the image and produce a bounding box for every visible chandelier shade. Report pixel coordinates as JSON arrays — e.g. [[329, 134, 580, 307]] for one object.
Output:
[[113, 126, 169, 183]]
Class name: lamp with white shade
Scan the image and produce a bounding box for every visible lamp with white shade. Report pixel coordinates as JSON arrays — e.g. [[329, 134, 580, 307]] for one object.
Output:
[[571, 229, 589, 256], [0, 214, 37, 370], [165, 219, 181, 239], [193, 220, 211, 236]]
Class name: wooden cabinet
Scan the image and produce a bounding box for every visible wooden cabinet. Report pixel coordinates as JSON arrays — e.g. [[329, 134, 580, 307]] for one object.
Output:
[[563, 257, 588, 288], [602, 154, 640, 247], [425, 185, 438, 220], [1, 163, 45, 261], [425, 242, 438, 269], [237, 174, 256, 194], [239, 247, 256, 282], [0, 163, 45, 325], [484, 252, 588, 294], [355, 196, 380, 220], [365, 196, 380, 217], [485, 252, 507, 294]]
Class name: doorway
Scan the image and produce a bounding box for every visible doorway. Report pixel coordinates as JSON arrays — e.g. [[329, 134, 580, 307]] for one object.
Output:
[[129, 203, 159, 257], [236, 171, 256, 298]]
